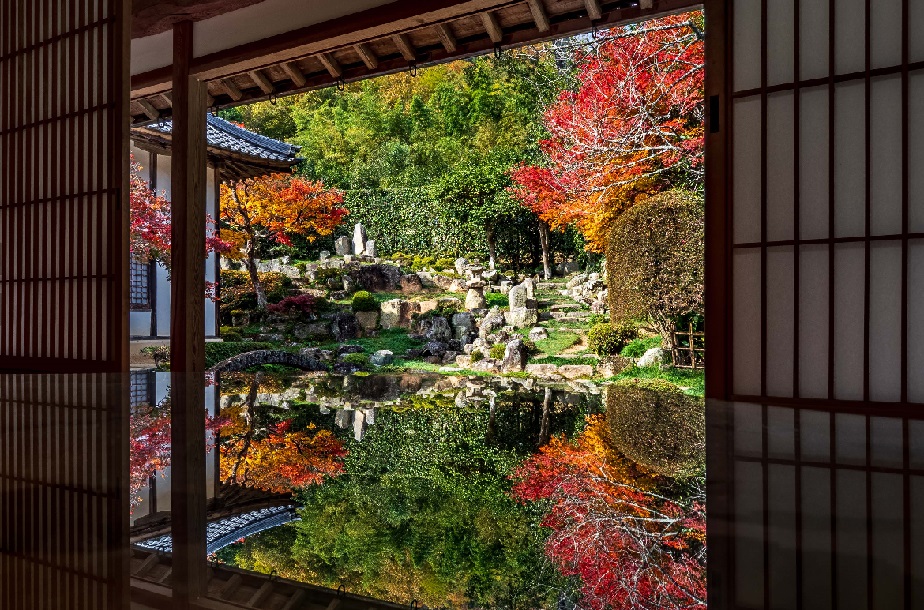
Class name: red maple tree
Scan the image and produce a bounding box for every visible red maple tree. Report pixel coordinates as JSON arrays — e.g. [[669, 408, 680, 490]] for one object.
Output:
[[511, 416, 706, 610], [510, 12, 705, 252]]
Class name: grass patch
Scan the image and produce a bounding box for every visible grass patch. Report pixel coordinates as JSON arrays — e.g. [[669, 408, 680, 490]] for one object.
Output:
[[533, 330, 580, 356], [609, 365, 705, 397], [621, 335, 663, 358], [312, 328, 423, 355], [529, 355, 598, 366], [485, 292, 509, 308], [244, 363, 305, 375]]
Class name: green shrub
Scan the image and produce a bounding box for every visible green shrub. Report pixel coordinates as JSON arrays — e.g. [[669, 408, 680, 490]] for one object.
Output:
[[341, 352, 370, 370], [434, 257, 456, 271], [621, 335, 663, 358], [204, 342, 275, 368], [587, 322, 638, 356], [140, 345, 170, 368], [351, 290, 379, 312], [222, 331, 242, 342], [489, 343, 506, 359], [606, 378, 705, 478], [295, 262, 308, 275], [219, 270, 292, 321]]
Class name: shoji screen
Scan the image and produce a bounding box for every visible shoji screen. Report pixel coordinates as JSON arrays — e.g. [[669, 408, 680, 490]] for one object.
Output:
[[0, 0, 130, 372], [0, 375, 128, 609], [726, 0, 923, 405]]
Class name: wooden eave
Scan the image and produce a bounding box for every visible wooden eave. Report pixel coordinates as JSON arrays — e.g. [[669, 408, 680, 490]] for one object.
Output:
[[130, 0, 695, 126]]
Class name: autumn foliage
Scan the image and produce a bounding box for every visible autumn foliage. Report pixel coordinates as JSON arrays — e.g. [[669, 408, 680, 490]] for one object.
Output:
[[220, 173, 346, 308], [511, 416, 706, 610], [510, 12, 705, 251]]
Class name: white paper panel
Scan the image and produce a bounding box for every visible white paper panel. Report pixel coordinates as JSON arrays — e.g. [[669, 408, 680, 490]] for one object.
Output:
[[835, 0, 866, 75], [734, 401, 764, 458], [869, 242, 902, 402], [908, 240, 924, 402], [799, 0, 830, 80], [835, 469, 869, 610], [833, 242, 866, 400], [733, 0, 763, 92], [798, 245, 829, 398], [768, 465, 797, 610], [766, 0, 794, 86], [735, 461, 766, 608], [870, 75, 903, 236], [734, 249, 763, 396], [836, 413, 867, 465], [870, 0, 903, 69], [912, 0, 924, 62], [800, 410, 831, 462], [869, 416, 903, 468], [834, 81, 867, 238], [910, 71, 924, 233], [767, 93, 795, 242], [801, 467, 833, 609], [766, 247, 794, 397], [911, 476, 924, 609], [767, 405, 794, 459], [870, 473, 905, 609], [734, 97, 763, 244], [799, 86, 830, 240]]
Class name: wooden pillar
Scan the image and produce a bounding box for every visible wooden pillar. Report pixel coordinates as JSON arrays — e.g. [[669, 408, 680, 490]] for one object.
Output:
[[170, 19, 208, 603]]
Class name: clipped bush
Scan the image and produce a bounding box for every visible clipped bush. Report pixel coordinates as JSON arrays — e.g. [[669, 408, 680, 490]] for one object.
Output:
[[606, 378, 705, 478], [489, 343, 506, 360], [267, 294, 318, 317], [351, 290, 379, 312], [587, 322, 638, 356]]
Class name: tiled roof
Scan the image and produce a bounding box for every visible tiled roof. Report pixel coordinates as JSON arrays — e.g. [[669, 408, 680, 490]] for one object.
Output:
[[147, 114, 301, 163]]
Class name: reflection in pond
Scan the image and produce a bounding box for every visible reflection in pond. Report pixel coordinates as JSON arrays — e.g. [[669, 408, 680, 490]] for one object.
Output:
[[131, 372, 706, 609]]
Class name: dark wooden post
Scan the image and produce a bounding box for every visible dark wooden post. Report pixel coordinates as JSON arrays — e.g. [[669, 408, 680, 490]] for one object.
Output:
[[170, 19, 209, 603]]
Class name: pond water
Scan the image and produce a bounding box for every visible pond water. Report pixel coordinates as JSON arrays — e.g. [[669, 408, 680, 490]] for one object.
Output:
[[131, 372, 706, 610]]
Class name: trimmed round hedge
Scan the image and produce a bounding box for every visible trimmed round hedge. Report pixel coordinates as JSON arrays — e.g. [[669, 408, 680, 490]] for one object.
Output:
[[606, 378, 705, 478]]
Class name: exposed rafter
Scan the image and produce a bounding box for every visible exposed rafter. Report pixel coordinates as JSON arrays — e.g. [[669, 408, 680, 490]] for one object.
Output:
[[282, 62, 306, 87], [317, 52, 343, 78], [249, 70, 274, 95], [158, 92, 172, 106], [391, 33, 416, 61], [221, 79, 243, 102], [137, 99, 160, 121], [480, 11, 503, 44], [526, 0, 550, 32], [435, 23, 457, 53], [354, 43, 379, 70], [582, 0, 603, 21]]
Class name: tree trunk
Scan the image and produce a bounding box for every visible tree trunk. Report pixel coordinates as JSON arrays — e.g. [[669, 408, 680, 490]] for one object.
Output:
[[538, 387, 552, 446], [538, 222, 553, 280], [245, 244, 268, 309], [486, 227, 497, 270]]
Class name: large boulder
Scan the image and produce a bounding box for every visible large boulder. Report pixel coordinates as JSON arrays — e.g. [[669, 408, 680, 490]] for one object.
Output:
[[330, 313, 359, 342], [508, 285, 528, 309], [354, 311, 380, 332], [504, 308, 538, 328], [334, 236, 352, 256], [479, 309, 506, 339], [370, 350, 394, 367], [352, 223, 367, 255], [499, 338, 528, 372], [380, 299, 421, 329], [208, 350, 327, 374], [349, 264, 402, 292], [454, 258, 469, 275], [637, 347, 667, 368], [528, 327, 548, 342], [451, 312, 476, 343], [465, 288, 486, 310], [558, 364, 595, 379], [399, 273, 425, 294], [425, 316, 453, 343]]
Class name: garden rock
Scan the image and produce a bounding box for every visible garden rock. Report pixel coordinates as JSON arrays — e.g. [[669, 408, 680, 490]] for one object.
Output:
[[334, 236, 352, 256], [558, 364, 595, 379], [342, 275, 357, 293], [350, 264, 402, 291], [454, 258, 469, 275], [525, 363, 561, 379], [291, 322, 331, 341], [370, 350, 394, 367], [557, 261, 582, 275], [425, 316, 453, 343], [363, 239, 376, 257], [479, 309, 506, 339], [637, 347, 667, 368], [208, 350, 327, 374], [454, 355, 472, 368], [352, 223, 367, 255], [423, 341, 449, 357], [330, 313, 359, 342], [500, 339, 528, 372], [319, 250, 330, 261], [504, 308, 538, 328], [336, 344, 365, 356], [508, 285, 527, 309], [451, 312, 476, 342], [354, 311, 380, 332], [399, 273, 424, 293], [521, 277, 535, 299], [380, 299, 421, 329], [300, 347, 335, 363], [599, 356, 632, 377], [528, 327, 548, 341]]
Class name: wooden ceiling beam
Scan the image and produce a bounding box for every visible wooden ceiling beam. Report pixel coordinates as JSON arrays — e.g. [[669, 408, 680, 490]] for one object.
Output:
[[640, 0, 654, 7], [582, 0, 603, 21], [480, 11, 503, 44], [391, 33, 416, 61], [282, 62, 307, 87], [354, 43, 379, 70], [221, 79, 243, 102], [526, 0, 550, 32], [137, 98, 161, 121], [249, 69, 274, 94], [318, 52, 343, 78], [435, 23, 457, 54]]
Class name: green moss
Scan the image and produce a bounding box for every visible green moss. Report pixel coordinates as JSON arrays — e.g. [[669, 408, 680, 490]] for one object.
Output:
[[489, 343, 506, 359]]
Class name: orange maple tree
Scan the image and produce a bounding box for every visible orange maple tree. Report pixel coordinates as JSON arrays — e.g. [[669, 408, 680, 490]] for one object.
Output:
[[510, 12, 705, 252], [220, 173, 347, 308]]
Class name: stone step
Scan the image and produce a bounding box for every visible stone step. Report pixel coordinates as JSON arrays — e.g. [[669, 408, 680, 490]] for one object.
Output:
[[549, 303, 582, 311], [551, 311, 592, 320]]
